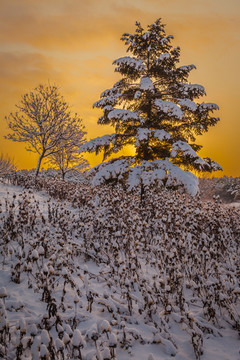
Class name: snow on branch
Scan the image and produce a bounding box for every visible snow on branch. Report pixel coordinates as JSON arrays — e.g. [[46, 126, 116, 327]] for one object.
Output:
[[162, 160, 199, 196], [171, 141, 198, 158], [153, 129, 171, 141], [113, 56, 145, 72], [93, 89, 122, 109], [203, 157, 223, 171], [108, 109, 144, 123], [177, 99, 197, 112], [135, 128, 171, 147], [171, 141, 221, 171], [142, 31, 150, 40], [199, 103, 219, 112], [155, 53, 171, 64], [79, 134, 115, 153], [179, 83, 206, 98], [160, 35, 174, 45], [89, 157, 199, 196], [135, 128, 171, 144], [126, 159, 199, 196], [140, 77, 154, 91], [155, 99, 183, 120], [178, 65, 196, 72], [91, 158, 132, 186], [136, 128, 151, 142]]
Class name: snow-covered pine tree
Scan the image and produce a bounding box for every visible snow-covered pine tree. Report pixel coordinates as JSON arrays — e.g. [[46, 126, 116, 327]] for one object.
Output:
[[80, 19, 222, 195]]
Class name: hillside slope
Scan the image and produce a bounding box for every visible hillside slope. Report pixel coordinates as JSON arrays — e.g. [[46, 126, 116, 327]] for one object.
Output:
[[0, 181, 239, 359]]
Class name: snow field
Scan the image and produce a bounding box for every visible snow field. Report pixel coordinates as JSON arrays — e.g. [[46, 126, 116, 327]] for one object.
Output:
[[0, 180, 239, 359]]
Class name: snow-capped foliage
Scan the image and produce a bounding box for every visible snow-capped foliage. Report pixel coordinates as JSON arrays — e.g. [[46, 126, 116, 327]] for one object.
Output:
[[72, 329, 84, 347], [178, 64, 196, 72], [0, 287, 7, 298], [155, 52, 171, 63], [100, 320, 112, 333], [153, 129, 171, 141], [160, 35, 174, 45], [171, 140, 198, 158], [199, 102, 219, 111], [171, 142, 220, 172], [93, 88, 122, 108], [113, 56, 145, 73], [177, 98, 198, 112], [136, 128, 151, 141], [134, 90, 142, 99], [154, 99, 183, 119], [91, 158, 131, 186], [80, 18, 221, 193], [139, 76, 154, 91], [203, 158, 223, 172], [90, 158, 198, 196], [131, 128, 171, 146], [108, 109, 143, 123], [179, 83, 206, 98], [79, 134, 115, 153], [0, 176, 239, 359]]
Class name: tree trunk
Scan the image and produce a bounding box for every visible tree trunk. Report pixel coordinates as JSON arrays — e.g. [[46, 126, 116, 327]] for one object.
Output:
[[61, 169, 66, 181], [35, 154, 44, 177]]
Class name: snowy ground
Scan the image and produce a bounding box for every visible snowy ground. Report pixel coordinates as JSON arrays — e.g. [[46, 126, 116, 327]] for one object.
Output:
[[0, 181, 239, 360], [226, 202, 240, 208]]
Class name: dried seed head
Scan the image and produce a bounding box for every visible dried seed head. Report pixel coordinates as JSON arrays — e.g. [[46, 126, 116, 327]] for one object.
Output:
[[100, 320, 112, 333], [40, 344, 49, 359], [72, 329, 85, 347], [0, 287, 7, 298], [55, 338, 64, 351], [63, 332, 70, 345], [108, 333, 117, 348], [30, 324, 38, 336], [32, 249, 39, 260], [38, 246, 44, 256], [74, 295, 80, 304]]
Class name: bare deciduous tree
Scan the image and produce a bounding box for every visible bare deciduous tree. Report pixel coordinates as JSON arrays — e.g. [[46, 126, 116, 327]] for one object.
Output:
[[48, 121, 90, 180], [5, 84, 87, 176]]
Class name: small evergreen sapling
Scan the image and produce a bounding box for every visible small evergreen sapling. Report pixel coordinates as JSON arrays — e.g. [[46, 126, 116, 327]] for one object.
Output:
[[80, 18, 222, 195]]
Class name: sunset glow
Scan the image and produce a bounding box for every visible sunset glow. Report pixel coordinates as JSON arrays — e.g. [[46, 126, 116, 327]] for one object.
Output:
[[0, 0, 239, 176]]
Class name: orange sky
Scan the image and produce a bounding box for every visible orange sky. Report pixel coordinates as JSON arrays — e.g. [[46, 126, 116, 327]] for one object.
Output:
[[0, 0, 239, 176]]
